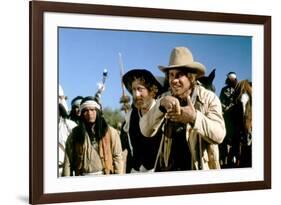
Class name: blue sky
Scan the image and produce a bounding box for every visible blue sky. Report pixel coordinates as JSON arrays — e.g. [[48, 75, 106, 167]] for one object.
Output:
[[59, 27, 252, 111]]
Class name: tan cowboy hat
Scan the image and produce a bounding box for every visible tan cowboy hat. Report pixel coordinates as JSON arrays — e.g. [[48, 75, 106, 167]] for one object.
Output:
[[159, 47, 206, 77]]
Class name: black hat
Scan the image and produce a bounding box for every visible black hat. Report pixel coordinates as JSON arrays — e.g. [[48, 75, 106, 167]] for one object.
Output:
[[122, 69, 163, 96]]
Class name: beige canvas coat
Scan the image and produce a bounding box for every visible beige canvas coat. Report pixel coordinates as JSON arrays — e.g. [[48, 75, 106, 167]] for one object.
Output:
[[140, 85, 226, 170]]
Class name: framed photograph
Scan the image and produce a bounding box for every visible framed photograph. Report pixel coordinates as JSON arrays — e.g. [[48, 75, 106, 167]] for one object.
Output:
[[30, 0, 271, 204]]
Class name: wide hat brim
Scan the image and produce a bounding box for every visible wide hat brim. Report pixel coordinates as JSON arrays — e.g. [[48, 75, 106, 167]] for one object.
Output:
[[159, 62, 206, 78], [122, 69, 163, 95]]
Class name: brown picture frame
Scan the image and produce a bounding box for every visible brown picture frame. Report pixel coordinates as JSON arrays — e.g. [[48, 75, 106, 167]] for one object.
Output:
[[30, 0, 271, 204]]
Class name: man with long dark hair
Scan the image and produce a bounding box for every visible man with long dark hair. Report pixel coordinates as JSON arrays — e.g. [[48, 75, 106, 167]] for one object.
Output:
[[69, 96, 83, 124], [62, 96, 123, 176]]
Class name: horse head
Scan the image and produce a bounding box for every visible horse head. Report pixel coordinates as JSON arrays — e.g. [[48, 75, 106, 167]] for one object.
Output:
[[234, 79, 252, 134], [198, 69, 216, 92]]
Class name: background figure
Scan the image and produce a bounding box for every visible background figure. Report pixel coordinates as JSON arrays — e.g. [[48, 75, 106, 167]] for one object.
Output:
[[220, 72, 238, 112], [58, 85, 77, 176], [69, 96, 83, 124], [140, 47, 225, 171], [219, 72, 239, 168], [121, 69, 163, 173], [62, 96, 123, 176]]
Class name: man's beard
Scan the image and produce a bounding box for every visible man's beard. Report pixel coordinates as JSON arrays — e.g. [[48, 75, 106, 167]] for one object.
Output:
[[134, 98, 143, 109], [134, 97, 151, 110]]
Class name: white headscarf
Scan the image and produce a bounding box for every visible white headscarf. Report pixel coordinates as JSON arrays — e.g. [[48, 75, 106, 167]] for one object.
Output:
[[59, 84, 69, 113], [80, 100, 101, 112]]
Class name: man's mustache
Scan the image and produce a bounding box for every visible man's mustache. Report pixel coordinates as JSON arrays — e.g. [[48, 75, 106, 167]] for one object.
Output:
[[134, 97, 144, 102]]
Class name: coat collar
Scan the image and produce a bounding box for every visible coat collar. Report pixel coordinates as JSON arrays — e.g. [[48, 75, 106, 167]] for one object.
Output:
[[193, 85, 205, 106], [123, 99, 157, 133]]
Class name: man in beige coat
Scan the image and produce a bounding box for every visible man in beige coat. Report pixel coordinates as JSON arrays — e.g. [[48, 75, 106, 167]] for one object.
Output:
[[140, 47, 226, 171]]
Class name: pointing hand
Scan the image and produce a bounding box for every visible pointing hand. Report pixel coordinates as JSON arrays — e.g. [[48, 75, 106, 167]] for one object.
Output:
[[166, 96, 197, 124]]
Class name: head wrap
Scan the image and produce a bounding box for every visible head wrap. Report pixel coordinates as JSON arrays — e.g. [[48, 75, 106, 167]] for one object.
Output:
[[71, 96, 83, 107], [80, 97, 101, 112], [58, 84, 69, 113], [227, 72, 237, 80]]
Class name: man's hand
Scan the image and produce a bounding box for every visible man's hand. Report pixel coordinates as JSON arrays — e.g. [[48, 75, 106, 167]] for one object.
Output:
[[166, 96, 197, 124], [160, 96, 180, 114]]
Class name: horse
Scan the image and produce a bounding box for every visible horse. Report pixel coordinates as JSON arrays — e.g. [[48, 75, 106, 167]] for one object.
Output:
[[197, 69, 216, 92], [222, 79, 252, 168], [232, 79, 252, 167]]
